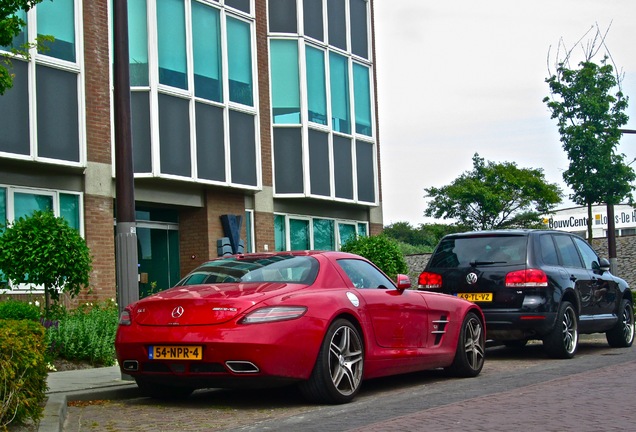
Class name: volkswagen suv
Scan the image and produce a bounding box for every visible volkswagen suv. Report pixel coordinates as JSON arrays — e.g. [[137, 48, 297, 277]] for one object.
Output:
[[418, 229, 634, 358]]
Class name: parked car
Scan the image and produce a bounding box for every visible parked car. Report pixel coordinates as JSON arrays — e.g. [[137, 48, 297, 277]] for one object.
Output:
[[116, 251, 486, 404], [418, 229, 634, 359]]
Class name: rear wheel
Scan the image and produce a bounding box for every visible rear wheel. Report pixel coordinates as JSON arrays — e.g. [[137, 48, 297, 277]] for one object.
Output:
[[135, 378, 194, 399], [606, 299, 635, 348], [299, 319, 364, 404], [543, 301, 578, 359], [445, 312, 485, 377]]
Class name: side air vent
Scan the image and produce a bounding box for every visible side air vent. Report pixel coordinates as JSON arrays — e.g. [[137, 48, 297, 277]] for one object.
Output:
[[432, 315, 449, 345]]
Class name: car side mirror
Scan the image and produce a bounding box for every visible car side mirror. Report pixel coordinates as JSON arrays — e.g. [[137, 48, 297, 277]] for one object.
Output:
[[396, 274, 411, 292], [597, 258, 611, 273]]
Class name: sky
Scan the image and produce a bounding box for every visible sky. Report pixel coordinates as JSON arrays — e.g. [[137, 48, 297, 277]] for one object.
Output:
[[373, 0, 636, 226]]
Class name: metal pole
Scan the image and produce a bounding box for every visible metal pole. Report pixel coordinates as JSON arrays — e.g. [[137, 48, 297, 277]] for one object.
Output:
[[606, 204, 618, 275], [113, 0, 139, 315]]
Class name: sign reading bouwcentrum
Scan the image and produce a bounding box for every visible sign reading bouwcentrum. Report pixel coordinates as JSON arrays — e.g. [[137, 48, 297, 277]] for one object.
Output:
[[543, 204, 636, 235]]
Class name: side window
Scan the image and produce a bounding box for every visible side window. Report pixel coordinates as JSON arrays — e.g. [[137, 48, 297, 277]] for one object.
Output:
[[337, 259, 394, 289], [538, 234, 559, 266], [553, 235, 583, 268], [573, 237, 600, 271]]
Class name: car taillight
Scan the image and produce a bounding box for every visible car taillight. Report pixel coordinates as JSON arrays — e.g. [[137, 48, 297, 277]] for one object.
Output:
[[505, 269, 548, 287], [418, 271, 442, 289], [119, 310, 132, 326]]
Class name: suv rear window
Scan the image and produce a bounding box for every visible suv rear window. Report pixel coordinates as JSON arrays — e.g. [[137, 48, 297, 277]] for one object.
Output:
[[429, 235, 527, 268]]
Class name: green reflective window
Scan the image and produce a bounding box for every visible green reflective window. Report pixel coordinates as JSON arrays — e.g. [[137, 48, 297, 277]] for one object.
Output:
[[14, 193, 53, 220], [192, 2, 222, 101], [270, 39, 300, 124], [1, 10, 27, 51], [37, 0, 76, 62], [353, 63, 371, 136], [245, 211, 253, 253], [329, 52, 350, 134], [157, 0, 187, 89], [128, 0, 149, 86], [290, 219, 309, 250], [60, 193, 80, 230], [306, 46, 327, 125], [0, 188, 6, 228], [227, 17, 253, 106], [357, 223, 367, 237], [313, 218, 334, 250], [274, 214, 286, 251], [338, 223, 356, 248]]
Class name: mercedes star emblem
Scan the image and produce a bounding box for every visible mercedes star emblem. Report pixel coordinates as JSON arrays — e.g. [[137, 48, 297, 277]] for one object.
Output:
[[171, 306, 184, 318]]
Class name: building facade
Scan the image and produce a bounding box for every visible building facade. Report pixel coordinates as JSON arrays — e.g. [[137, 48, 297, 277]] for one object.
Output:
[[0, 0, 383, 301]]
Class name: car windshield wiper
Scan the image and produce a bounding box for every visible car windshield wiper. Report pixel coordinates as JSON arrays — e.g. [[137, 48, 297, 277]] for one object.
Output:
[[469, 260, 507, 266]]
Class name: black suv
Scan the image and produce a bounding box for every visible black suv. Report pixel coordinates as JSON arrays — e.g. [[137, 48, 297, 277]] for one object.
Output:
[[418, 229, 634, 358]]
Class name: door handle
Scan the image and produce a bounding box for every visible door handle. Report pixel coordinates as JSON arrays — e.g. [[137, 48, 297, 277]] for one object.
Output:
[[570, 275, 577, 282]]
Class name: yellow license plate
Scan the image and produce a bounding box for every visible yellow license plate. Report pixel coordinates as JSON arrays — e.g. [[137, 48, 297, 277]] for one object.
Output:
[[457, 293, 493, 302], [149, 346, 203, 360]]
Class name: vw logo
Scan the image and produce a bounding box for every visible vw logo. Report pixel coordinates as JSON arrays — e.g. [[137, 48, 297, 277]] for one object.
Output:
[[466, 272, 478, 285], [171, 306, 184, 318]]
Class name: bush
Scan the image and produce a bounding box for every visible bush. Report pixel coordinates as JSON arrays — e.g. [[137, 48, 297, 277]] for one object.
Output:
[[0, 319, 47, 428], [0, 299, 41, 321], [46, 300, 118, 366], [341, 234, 409, 281]]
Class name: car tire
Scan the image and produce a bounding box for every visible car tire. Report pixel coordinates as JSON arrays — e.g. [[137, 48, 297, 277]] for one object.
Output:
[[445, 312, 485, 377], [299, 318, 364, 404], [543, 301, 578, 359], [606, 299, 635, 348], [134, 378, 194, 399]]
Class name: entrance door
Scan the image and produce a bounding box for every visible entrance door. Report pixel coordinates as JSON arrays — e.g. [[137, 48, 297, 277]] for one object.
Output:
[[137, 222, 180, 298]]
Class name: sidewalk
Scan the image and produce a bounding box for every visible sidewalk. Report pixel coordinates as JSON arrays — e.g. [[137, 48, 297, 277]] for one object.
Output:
[[40, 366, 138, 432]]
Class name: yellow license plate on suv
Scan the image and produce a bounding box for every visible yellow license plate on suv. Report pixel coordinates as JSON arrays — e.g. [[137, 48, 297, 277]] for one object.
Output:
[[149, 346, 203, 360], [457, 293, 493, 302]]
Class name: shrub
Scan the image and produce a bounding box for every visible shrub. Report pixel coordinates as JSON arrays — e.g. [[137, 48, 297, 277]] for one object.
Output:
[[341, 234, 409, 281], [0, 299, 41, 321], [0, 319, 47, 428], [46, 300, 118, 366]]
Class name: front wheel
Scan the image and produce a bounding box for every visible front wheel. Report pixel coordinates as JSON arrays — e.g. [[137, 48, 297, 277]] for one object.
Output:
[[543, 301, 578, 359], [445, 312, 485, 377], [606, 299, 635, 348], [299, 319, 364, 404]]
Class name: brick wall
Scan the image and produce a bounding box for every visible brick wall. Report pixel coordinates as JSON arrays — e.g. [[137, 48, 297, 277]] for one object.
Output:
[[254, 211, 275, 252], [83, 195, 116, 303]]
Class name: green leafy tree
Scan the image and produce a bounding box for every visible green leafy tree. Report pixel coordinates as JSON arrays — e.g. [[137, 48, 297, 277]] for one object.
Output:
[[341, 234, 408, 281], [384, 221, 469, 251], [0, 210, 93, 315], [1, 0, 44, 95], [544, 26, 634, 239], [424, 153, 562, 231]]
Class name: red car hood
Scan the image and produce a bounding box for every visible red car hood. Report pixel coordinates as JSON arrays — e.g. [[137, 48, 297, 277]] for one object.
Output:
[[131, 282, 305, 326]]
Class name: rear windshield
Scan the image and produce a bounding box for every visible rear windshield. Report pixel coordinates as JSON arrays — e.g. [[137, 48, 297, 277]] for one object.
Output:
[[429, 235, 527, 268], [176, 255, 319, 286]]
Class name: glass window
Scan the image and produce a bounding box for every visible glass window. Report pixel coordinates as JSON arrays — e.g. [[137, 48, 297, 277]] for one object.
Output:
[[37, 0, 76, 62], [157, 0, 187, 89], [353, 63, 371, 136], [308, 129, 330, 196], [306, 46, 327, 125], [290, 219, 310, 250], [60, 193, 80, 230], [227, 17, 253, 106], [195, 102, 225, 182], [14, 192, 53, 220], [356, 140, 375, 202], [333, 135, 353, 199], [192, 2, 222, 101], [158, 94, 191, 176], [329, 52, 350, 134], [225, 0, 250, 13], [129, 0, 149, 86], [338, 223, 356, 248], [0, 60, 29, 155], [327, 0, 346, 50], [313, 218, 334, 250], [229, 110, 257, 186], [349, 0, 368, 58], [269, 0, 297, 33], [303, 0, 323, 41], [270, 39, 300, 124], [357, 223, 367, 237], [274, 128, 304, 193], [0, 188, 6, 228], [131, 91, 152, 173], [573, 237, 600, 270], [1, 9, 27, 51], [36, 65, 80, 162], [553, 235, 583, 268], [539, 234, 559, 266], [275, 214, 286, 251], [337, 258, 394, 289], [245, 210, 253, 253]]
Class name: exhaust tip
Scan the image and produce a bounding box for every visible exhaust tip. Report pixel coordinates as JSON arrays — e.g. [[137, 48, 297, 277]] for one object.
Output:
[[122, 360, 139, 372], [225, 360, 259, 374]]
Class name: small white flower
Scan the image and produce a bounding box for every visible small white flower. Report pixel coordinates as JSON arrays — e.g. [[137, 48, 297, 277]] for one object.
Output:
[[35, 300, 40, 307]]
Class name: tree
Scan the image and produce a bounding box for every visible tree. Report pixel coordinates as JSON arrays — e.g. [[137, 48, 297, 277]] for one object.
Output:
[[341, 234, 408, 281], [0, 0, 44, 95], [0, 210, 93, 315], [424, 153, 562, 231], [383, 221, 470, 250], [544, 25, 634, 240]]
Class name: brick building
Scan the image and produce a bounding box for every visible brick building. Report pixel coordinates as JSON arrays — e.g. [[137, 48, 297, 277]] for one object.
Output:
[[0, 0, 383, 302]]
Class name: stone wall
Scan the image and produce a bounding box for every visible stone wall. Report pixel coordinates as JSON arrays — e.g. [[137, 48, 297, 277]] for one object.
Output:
[[405, 234, 636, 288]]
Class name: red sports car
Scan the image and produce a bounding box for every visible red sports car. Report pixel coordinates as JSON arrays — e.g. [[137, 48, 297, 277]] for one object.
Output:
[[115, 251, 486, 404]]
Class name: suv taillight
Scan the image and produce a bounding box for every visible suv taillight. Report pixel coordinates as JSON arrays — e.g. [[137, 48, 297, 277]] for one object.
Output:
[[505, 269, 548, 287], [418, 271, 442, 289]]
